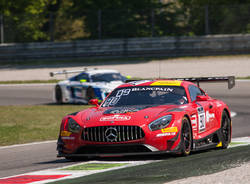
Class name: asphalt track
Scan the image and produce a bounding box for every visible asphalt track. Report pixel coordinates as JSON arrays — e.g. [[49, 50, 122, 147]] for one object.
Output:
[[0, 81, 250, 179]]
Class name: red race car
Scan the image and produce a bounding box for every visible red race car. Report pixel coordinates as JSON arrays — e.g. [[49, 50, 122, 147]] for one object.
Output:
[[57, 77, 234, 159]]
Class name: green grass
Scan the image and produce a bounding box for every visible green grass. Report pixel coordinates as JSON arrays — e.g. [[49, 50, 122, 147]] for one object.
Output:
[[230, 142, 247, 145], [63, 163, 128, 171], [0, 105, 90, 146], [237, 76, 250, 80]]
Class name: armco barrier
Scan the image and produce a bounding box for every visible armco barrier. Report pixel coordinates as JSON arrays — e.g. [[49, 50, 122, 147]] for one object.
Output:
[[0, 34, 250, 61]]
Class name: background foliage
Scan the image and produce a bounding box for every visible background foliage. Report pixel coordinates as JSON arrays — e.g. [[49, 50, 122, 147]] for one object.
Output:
[[1, 0, 250, 42]]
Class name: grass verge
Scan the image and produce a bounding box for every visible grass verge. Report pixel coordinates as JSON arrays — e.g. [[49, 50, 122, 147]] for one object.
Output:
[[0, 105, 90, 146]]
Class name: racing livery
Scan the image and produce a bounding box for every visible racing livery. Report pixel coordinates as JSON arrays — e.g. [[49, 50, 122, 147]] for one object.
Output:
[[57, 79, 233, 159], [52, 69, 126, 104]]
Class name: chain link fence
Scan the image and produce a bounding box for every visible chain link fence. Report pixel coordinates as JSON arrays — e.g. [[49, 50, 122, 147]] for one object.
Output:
[[1, 4, 250, 43]]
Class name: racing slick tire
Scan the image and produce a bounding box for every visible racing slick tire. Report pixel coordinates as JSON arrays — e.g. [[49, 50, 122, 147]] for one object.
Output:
[[220, 111, 231, 149], [86, 87, 95, 101], [55, 85, 63, 104], [180, 117, 192, 156]]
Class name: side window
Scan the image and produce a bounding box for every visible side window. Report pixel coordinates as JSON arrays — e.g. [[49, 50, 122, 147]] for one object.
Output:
[[76, 73, 89, 82], [188, 85, 205, 102]]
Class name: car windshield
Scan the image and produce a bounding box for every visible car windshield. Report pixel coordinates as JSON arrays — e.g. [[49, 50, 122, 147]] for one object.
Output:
[[102, 86, 188, 107], [91, 73, 125, 82]]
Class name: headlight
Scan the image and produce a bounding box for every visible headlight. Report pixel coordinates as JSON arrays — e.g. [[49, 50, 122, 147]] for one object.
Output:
[[68, 118, 81, 133], [149, 115, 172, 131]]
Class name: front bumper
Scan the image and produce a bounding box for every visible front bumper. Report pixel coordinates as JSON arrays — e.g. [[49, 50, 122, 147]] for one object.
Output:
[[57, 133, 181, 158]]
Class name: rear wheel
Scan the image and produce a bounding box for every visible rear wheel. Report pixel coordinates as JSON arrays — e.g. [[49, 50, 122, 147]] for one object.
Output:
[[55, 85, 63, 104], [220, 111, 231, 149], [180, 117, 192, 156]]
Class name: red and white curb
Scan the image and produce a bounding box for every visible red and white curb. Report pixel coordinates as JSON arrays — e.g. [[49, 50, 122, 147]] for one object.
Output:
[[1, 137, 250, 184], [0, 160, 155, 184]]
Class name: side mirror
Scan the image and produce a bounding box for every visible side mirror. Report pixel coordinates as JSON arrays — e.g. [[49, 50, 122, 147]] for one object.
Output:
[[89, 99, 99, 107], [196, 95, 209, 101]]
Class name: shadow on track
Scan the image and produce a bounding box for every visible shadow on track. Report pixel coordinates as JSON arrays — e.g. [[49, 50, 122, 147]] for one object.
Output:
[[51, 146, 250, 184]]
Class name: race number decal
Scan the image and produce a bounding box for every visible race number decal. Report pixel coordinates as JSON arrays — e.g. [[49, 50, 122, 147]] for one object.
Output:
[[116, 89, 131, 97], [197, 106, 206, 132]]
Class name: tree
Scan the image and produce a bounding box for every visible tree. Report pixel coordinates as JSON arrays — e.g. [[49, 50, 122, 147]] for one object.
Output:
[[67, 0, 163, 38]]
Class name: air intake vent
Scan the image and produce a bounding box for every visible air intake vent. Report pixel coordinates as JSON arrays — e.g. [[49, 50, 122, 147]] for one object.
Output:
[[82, 126, 145, 142]]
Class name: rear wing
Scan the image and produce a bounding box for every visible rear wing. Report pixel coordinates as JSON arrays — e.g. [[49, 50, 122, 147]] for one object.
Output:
[[126, 76, 235, 89], [169, 76, 235, 89], [49, 68, 97, 78]]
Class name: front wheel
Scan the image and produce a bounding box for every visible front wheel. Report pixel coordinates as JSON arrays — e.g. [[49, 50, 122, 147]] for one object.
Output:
[[180, 117, 192, 156], [220, 111, 231, 149]]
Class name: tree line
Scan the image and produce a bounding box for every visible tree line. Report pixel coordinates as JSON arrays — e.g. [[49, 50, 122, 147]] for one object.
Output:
[[1, 0, 250, 43]]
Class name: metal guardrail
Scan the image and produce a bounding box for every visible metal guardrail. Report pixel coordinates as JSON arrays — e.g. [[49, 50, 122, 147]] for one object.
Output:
[[1, 35, 250, 61]]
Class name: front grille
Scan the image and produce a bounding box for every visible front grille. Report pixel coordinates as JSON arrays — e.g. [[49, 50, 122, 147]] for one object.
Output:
[[82, 126, 145, 142]]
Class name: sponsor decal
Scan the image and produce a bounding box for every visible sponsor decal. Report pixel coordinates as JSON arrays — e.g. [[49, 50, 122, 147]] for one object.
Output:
[[191, 115, 197, 130], [161, 127, 178, 133], [216, 102, 222, 107], [156, 132, 176, 137], [206, 111, 215, 122], [131, 87, 174, 92], [150, 80, 182, 86], [197, 106, 206, 132], [100, 115, 131, 121], [60, 131, 72, 137]]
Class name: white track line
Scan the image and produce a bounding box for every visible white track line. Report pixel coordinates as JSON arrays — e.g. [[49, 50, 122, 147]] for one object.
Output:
[[0, 140, 56, 150]]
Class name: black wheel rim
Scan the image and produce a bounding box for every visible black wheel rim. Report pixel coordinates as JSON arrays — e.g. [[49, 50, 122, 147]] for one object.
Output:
[[222, 115, 230, 142], [182, 121, 191, 152]]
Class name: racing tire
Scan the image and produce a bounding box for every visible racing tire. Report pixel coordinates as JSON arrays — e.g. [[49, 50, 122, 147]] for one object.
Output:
[[55, 85, 63, 104], [180, 117, 192, 156], [86, 87, 95, 101], [220, 111, 231, 149]]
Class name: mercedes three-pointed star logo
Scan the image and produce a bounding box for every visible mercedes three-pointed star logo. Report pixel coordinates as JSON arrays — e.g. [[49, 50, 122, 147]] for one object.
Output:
[[105, 127, 118, 142]]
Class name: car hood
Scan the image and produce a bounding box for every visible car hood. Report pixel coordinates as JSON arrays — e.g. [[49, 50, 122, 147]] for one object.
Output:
[[79, 105, 181, 128]]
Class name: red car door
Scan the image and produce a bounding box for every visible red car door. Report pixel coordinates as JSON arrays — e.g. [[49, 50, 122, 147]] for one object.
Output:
[[188, 85, 214, 138]]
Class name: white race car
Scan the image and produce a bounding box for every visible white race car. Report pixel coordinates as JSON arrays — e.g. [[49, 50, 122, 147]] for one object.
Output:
[[51, 69, 127, 104]]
